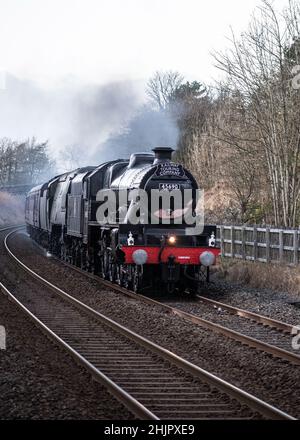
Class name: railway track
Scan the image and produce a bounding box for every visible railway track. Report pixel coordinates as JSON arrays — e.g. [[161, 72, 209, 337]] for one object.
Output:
[[1, 228, 295, 420], [0, 224, 24, 232], [194, 295, 298, 357], [41, 242, 300, 367]]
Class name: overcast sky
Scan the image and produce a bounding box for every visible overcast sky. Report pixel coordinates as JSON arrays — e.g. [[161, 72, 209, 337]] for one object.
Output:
[[0, 0, 291, 167], [0, 0, 290, 87]]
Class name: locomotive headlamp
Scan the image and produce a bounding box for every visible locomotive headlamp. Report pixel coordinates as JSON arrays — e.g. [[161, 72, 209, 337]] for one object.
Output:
[[199, 251, 215, 267], [208, 232, 216, 247], [168, 235, 176, 245], [132, 249, 148, 265]]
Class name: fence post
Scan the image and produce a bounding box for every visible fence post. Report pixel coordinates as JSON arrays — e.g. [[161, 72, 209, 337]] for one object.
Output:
[[266, 227, 270, 263], [253, 226, 257, 261], [293, 230, 298, 265], [241, 226, 246, 260], [220, 226, 225, 258], [231, 226, 235, 258], [279, 230, 284, 263]]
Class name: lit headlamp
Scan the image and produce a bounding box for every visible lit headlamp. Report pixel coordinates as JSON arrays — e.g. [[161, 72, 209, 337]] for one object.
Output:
[[168, 235, 176, 245]]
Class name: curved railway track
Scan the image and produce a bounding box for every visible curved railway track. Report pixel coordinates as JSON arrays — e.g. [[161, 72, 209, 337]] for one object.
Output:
[[0, 224, 24, 232], [0, 227, 295, 420], [40, 241, 300, 367]]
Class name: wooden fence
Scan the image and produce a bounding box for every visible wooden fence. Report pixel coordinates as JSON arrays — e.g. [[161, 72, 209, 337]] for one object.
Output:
[[216, 225, 300, 265]]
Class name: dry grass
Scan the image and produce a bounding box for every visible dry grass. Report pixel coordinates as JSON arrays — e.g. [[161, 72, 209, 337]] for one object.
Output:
[[0, 191, 25, 226], [216, 258, 300, 297], [204, 181, 234, 213], [202, 181, 238, 223]]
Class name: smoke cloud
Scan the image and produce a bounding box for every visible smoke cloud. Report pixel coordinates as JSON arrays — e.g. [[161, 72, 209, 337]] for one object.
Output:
[[94, 105, 179, 162], [0, 192, 24, 226], [0, 74, 143, 165], [0, 73, 179, 172]]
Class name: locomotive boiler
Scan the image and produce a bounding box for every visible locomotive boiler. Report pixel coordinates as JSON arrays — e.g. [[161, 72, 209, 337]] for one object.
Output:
[[25, 147, 219, 293]]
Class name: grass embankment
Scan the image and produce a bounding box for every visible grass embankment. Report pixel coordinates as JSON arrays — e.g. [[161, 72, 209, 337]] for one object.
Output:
[[215, 257, 300, 297]]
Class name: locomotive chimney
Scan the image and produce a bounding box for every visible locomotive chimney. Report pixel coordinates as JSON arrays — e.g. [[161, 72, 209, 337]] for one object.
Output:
[[152, 147, 174, 164]]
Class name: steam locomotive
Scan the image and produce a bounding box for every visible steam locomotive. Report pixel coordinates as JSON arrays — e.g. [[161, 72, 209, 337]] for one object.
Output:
[[25, 147, 219, 293]]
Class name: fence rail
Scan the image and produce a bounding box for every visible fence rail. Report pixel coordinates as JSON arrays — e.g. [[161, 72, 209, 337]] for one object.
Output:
[[216, 225, 300, 265]]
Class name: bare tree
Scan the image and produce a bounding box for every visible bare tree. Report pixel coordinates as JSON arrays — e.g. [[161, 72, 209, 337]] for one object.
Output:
[[213, 0, 300, 227], [146, 71, 184, 110], [174, 83, 222, 189], [223, 148, 263, 222], [0, 138, 15, 185], [0, 137, 54, 186]]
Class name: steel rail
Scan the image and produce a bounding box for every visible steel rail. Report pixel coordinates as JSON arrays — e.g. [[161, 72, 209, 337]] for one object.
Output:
[[0, 282, 157, 420], [47, 252, 300, 366], [0, 224, 25, 233], [3, 229, 296, 420], [196, 295, 295, 333]]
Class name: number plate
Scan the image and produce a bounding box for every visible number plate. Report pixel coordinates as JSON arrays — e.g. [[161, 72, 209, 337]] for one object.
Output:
[[159, 183, 181, 191]]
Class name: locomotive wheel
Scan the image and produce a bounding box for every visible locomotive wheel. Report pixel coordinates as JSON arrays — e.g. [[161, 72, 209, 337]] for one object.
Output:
[[72, 242, 79, 266], [108, 261, 117, 283], [80, 248, 87, 271], [167, 282, 176, 294], [101, 247, 116, 280], [132, 265, 143, 293], [100, 248, 109, 279], [69, 245, 74, 264], [87, 252, 95, 273], [117, 265, 129, 288], [116, 264, 122, 286], [74, 246, 80, 267], [60, 243, 66, 261]]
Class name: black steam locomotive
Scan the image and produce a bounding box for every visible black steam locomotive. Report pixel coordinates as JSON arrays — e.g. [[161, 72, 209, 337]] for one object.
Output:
[[25, 147, 219, 293]]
